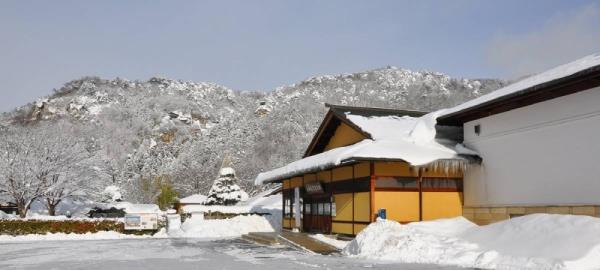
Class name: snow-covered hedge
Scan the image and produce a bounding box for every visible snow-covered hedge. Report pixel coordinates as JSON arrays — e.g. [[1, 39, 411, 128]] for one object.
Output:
[[0, 220, 124, 236]]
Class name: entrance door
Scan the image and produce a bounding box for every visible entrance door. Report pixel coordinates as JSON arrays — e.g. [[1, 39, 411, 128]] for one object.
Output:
[[303, 197, 331, 233]]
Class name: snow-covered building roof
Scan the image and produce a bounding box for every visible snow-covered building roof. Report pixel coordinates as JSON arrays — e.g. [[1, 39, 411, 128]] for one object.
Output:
[[255, 106, 478, 185], [178, 194, 207, 204], [439, 53, 600, 125]]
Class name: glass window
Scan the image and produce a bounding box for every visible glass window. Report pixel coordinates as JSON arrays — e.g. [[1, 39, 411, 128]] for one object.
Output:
[[323, 203, 331, 215], [375, 177, 418, 189], [318, 203, 324, 215], [305, 203, 311, 214], [312, 203, 318, 216]]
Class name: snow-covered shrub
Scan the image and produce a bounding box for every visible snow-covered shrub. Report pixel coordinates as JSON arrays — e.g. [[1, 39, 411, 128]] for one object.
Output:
[[102, 186, 123, 202], [0, 220, 124, 236]]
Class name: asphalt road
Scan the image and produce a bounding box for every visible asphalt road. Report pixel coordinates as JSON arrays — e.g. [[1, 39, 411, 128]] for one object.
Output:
[[0, 238, 462, 270]]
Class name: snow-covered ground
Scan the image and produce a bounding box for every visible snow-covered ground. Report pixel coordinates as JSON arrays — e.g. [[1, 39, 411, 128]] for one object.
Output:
[[0, 231, 152, 242], [309, 234, 350, 250], [344, 214, 600, 270], [0, 238, 460, 270]]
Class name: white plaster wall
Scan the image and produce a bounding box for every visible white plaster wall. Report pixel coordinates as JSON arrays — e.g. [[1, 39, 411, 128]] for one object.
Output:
[[463, 87, 600, 206]]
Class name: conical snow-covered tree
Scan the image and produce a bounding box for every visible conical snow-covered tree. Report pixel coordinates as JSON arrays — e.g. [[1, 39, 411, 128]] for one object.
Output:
[[204, 157, 248, 205]]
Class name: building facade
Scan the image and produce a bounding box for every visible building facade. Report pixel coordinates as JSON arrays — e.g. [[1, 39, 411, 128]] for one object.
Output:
[[438, 54, 600, 224], [260, 105, 471, 235], [257, 54, 600, 234]]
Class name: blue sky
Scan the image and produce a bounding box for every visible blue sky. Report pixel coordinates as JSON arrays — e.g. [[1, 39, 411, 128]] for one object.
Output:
[[1, 0, 600, 112]]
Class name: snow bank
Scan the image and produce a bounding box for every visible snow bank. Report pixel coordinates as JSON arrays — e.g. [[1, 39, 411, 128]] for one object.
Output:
[[461, 214, 600, 269], [176, 215, 275, 239], [344, 214, 600, 269], [344, 217, 479, 267], [0, 231, 150, 243]]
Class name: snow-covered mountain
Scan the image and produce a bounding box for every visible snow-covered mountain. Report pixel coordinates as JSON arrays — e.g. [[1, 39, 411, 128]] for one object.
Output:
[[1, 67, 506, 200]]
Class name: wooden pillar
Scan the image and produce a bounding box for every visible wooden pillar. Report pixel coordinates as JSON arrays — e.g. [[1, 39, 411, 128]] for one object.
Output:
[[370, 161, 376, 222], [352, 164, 355, 235], [329, 169, 333, 234], [418, 168, 423, 221]]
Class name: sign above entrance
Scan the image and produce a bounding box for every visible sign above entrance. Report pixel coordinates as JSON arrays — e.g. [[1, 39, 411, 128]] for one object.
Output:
[[304, 182, 325, 194]]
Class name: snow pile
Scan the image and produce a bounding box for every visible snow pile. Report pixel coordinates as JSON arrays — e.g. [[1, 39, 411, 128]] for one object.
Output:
[[344, 214, 600, 269], [344, 217, 479, 266], [462, 214, 600, 269], [0, 231, 150, 243], [176, 214, 274, 239]]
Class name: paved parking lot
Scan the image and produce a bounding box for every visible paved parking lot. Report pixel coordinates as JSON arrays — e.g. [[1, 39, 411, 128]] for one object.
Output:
[[0, 238, 461, 270]]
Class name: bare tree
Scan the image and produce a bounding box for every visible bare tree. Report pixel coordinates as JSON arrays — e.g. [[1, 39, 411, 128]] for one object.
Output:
[[0, 126, 49, 217], [42, 129, 98, 215], [0, 121, 94, 217]]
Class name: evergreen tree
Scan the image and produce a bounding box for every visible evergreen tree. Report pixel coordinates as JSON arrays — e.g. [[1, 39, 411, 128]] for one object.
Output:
[[204, 157, 248, 205]]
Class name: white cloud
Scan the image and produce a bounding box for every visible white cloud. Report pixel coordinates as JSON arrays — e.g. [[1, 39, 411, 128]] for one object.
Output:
[[487, 4, 600, 78]]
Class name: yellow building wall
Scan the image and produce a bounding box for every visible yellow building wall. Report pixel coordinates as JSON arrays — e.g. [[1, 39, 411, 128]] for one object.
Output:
[[422, 192, 463, 220], [374, 191, 420, 222], [332, 222, 353, 235], [324, 123, 366, 151], [354, 162, 370, 178], [333, 193, 353, 221], [374, 161, 417, 177], [353, 192, 371, 222], [283, 179, 290, 190], [332, 166, 353, 181], [304, 173, 317, 183], [291, 177, 303, 188], [317, 170, 331, 183], [283, 218, 291, 228], [353, 224, 368, 234]]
